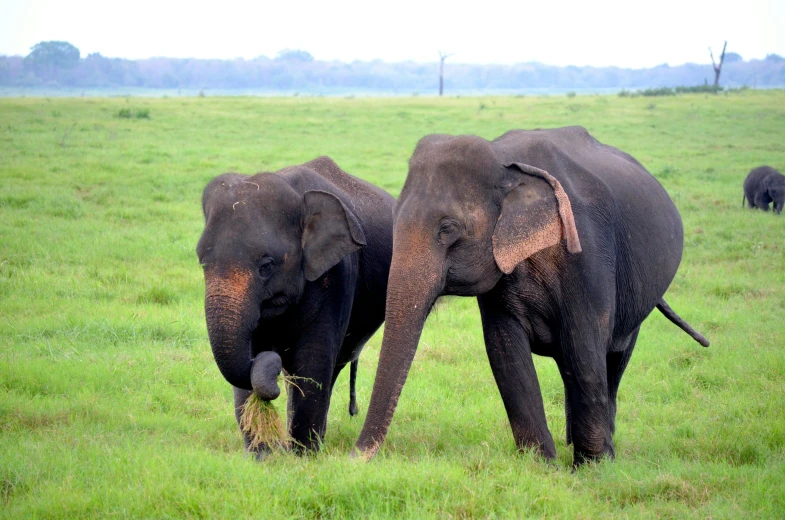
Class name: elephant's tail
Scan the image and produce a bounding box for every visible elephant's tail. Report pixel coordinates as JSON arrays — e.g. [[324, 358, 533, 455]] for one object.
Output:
[[656, 299, 710, 347], [742, 192, 746, 208]]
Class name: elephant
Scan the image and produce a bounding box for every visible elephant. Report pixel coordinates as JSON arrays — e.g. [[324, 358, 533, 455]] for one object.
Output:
[[352, 126, 709, 466], [743, 165, 785, 214], [196, 156, 394, 454]]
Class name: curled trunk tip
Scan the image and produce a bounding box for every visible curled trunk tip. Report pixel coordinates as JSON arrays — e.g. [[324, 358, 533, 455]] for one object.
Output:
[[251, 351, 283, 400]]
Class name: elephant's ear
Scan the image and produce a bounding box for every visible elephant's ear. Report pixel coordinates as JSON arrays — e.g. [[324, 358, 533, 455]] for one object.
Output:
[[302, 190, 367, 282], [492, 163, 581, 275]]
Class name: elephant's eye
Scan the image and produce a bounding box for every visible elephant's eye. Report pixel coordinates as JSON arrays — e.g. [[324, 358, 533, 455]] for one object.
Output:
[[258, 258, 275, 279], [438, 219, 461, 245]]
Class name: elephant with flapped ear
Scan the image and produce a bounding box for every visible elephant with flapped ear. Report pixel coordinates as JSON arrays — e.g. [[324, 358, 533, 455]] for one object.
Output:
[[743, 165, 785, 214], [196, 156, 394, 455], [352, 127, 709, 466]]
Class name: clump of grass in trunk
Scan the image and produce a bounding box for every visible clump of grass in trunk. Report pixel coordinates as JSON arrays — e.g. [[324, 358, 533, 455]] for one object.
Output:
[[239, 374, 310, 450], [239, 393, 289, 450]]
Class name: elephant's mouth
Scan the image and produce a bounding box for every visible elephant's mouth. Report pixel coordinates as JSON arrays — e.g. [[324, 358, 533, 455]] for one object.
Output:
[[260, 294, 290, 318], [268, 294, 289, 306]]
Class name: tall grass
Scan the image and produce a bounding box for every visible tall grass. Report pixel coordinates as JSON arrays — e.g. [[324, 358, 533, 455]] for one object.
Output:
[[1, 91, 784, 518]]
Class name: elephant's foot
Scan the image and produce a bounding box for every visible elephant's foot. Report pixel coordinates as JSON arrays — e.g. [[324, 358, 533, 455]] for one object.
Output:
[[513, 429, 557, 461], [248, 445, 271, 461], [245, 440, 292, 460], [572, 441, 615, 468], [525, 443, 557, 461]]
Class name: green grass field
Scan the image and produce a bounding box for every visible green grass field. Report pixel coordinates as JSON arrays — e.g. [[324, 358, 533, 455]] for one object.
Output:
[[1, 91, 784, 518]]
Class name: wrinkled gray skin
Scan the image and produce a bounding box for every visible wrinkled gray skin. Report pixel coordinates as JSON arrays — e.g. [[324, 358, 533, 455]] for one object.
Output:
[[196, 156, 394, 455], [353, 127, 708, 466], [743, 166, 785, 214]]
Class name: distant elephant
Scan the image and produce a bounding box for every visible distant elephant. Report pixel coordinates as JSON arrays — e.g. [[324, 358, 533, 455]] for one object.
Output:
[[352, 127, 709, 466], [743, 165, 784, 214], [196, 156, 394, 454]]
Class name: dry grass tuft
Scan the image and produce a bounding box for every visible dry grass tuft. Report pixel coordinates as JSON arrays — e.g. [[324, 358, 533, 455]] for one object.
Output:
[[239, 393, 289, 450], [239, 374, 313, 451]]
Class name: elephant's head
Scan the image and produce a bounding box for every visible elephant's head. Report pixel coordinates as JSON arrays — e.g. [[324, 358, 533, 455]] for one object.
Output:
[[353, 135, 580, 459], [764, 176, 785, 214], [196, 172, 365, 394]]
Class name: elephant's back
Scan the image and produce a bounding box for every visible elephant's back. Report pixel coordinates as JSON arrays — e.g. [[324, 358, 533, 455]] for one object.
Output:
[[277, 156, 394, 228], [301, 156, 394, 214], [495, 127, 671, 204], [494, 127, 682, 257]]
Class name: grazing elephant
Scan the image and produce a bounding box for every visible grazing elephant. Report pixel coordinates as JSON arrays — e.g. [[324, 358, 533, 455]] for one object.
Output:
[[743, 166, 785, 214], [196, 156, 394, 454], [352, 127, 709, 466]]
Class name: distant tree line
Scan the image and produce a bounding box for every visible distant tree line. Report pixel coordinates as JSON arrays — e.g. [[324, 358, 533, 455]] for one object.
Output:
[[1, 41, 784, 92]]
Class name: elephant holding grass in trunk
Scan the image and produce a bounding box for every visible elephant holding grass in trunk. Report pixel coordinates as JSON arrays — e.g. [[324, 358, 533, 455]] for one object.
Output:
[[353, 127, 709, 466], [196, 156, 394, 454]]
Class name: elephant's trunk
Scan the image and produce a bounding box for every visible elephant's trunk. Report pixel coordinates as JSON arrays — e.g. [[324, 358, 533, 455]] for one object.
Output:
[[251, 351, 283, 400], [353, 233, 444, 459], [204, 267, 259, 391]]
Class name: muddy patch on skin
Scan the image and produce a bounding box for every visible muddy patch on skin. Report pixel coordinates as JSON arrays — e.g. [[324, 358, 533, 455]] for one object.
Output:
[[205, 266, 253, 302]]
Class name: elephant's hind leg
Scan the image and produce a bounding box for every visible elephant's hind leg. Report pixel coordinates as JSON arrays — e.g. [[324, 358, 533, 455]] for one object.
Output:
[[606, 327, 640, 436], [349, 359, 359, 416], [553, 359, 573, 445], [557, 333, 615, 466]]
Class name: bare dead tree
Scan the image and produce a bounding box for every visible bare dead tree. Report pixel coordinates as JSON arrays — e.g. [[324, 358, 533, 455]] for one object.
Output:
[[709, 41, 727, 87], [438, 51, 454, 96]]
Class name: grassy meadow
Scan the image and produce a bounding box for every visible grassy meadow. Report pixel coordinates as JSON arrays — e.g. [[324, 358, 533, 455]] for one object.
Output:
[[1, 91, 784, 518]]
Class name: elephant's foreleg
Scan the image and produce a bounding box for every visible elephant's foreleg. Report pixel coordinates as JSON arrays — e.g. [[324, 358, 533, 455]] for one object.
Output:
[[287, 380, 332, 452], [478, 296, 556, 460], [287, 337, 340, 453], [754, 192, 771, 211], [233, 386, 271, 458]]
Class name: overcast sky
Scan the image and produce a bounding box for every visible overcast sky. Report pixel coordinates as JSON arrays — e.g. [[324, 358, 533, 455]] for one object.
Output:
[[1, 0, 783, 68]]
